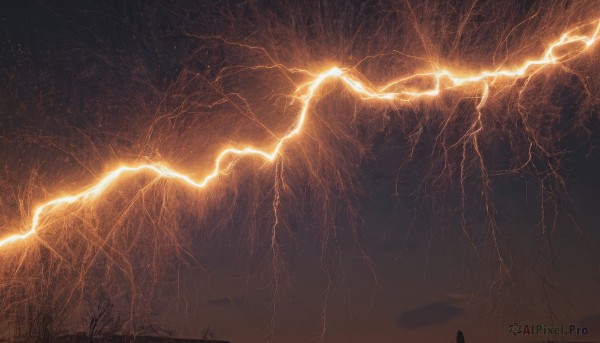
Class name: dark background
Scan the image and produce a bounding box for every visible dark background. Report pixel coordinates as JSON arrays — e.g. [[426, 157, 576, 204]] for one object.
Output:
[[1, 1, 599, 342]]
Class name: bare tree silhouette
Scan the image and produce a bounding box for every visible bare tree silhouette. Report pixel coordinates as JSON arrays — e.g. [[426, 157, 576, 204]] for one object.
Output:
[[200, 326, 217, 341], [13, 304, 68, 343], [86, 294, 122, 342]]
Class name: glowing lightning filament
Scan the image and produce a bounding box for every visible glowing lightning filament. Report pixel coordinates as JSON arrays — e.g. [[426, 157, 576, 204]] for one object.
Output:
[[1, 19, 599, 250]]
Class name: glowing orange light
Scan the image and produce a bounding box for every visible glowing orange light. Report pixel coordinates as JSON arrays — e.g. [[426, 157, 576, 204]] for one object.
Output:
[[1, 19, 599, 250]]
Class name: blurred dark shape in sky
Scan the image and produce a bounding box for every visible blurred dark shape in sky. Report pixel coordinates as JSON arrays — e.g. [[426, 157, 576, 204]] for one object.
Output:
[[394, 302, 463, 328]]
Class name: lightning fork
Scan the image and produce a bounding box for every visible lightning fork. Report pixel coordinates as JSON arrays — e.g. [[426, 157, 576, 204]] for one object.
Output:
[[1, 18, 599, 250]]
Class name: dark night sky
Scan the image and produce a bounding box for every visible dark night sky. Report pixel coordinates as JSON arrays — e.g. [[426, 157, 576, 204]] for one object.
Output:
[[1, 1, 600, 342]]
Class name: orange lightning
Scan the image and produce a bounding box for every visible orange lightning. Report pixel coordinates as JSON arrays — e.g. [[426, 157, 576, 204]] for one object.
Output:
[[1, 18, 599, 250]]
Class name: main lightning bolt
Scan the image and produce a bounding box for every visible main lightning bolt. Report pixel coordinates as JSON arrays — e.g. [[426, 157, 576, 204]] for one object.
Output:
[[1, 19, 599, 250]]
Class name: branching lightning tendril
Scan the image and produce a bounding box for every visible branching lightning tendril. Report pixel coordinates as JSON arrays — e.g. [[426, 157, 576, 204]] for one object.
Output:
[[1, 18, 599, 250]]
